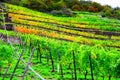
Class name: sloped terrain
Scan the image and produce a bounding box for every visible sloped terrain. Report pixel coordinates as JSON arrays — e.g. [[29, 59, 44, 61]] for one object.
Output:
[[0, 3, 120, 80]]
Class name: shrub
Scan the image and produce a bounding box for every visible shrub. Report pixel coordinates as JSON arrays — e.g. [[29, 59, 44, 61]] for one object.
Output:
[[19, 0, 30, 6], [91, 2, 103, 12], [28, 0, 48, 12], [72, 4, 80, 11], [7, 0, 19, 5], [64, 0, 79, 8], [115, 10, 120, 19], [79, 1, 91, 11], [62, 8, 74, 16], [88, 6, 98, 12], [51, 8, 74, 17], [53, 0, 66, 10], [104, 10, 112, 17]]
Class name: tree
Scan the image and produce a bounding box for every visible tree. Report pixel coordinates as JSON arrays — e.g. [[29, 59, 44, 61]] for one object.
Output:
[[91, 2, 103, 12], [28, 0, 47, 11], [88, 6, 96, 12], [53, 0, 66, 10], [19, 0, 30, 6]]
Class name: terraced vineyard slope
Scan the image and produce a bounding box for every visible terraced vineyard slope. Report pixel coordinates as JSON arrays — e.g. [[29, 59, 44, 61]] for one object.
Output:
[[0, 3, 120, 80]]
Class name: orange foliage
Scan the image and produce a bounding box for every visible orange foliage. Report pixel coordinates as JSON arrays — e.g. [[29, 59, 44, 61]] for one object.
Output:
[[14, 26, 39, 35], [89, 6, 98, 12], [49, 32, 58, 37]]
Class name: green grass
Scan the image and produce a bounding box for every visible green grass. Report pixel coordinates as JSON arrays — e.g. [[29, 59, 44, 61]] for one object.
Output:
[[0, 35, 120, 80]]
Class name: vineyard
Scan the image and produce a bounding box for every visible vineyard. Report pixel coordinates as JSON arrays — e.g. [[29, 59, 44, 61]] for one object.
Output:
[[0, 3, 120, 80]]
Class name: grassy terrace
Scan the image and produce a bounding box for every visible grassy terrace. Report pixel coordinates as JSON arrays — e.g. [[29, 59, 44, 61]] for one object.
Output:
[[1, 3, 119, 48], [6, 4, 120, 32], [0, 4, 120, 48]]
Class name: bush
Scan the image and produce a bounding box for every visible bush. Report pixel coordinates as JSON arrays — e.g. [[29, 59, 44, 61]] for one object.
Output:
[[104, 10, 113, 17], [64, 0, 79, 9], [88, 6, 98, 12], [28, 0, 48, 12], [19, 0, 29, 6], [53, 0, 66, 10], [62, 8, 74, 16], [91, 2, 103, 12], [72, 4, 80, 11], [79, 1, 91, 11], [101, 6, 113, 18], [115, 10, 120, 19], [51, 8, 74, 17], [6, 0, 19, 5]]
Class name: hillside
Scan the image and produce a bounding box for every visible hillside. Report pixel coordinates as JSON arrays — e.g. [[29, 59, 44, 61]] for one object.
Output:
[[0, 3, 120, 80]]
